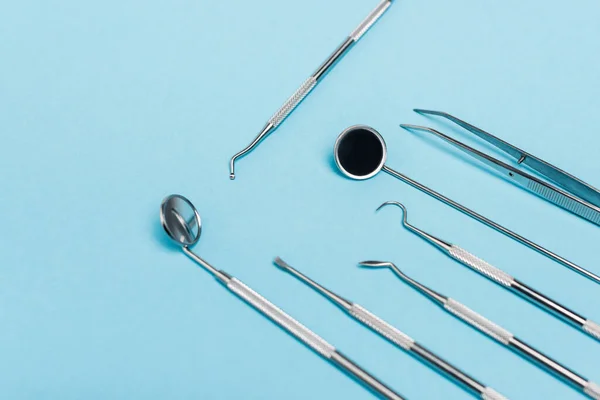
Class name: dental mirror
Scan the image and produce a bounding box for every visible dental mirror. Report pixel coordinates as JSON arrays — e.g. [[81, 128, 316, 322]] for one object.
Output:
[[334, 125, 387, 180], [160, 194, 201, 248]]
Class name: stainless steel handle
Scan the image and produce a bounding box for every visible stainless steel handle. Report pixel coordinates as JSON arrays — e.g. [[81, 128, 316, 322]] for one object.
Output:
[[586, 382, 600, 400], [330, 351, 406, 400], [350, 305, 506, 398], [350, 0, 393, 40], [444, 298, 514, 345], [227, 278, 336, 358], [448, 246, 515, 287], [482, 387, 508, 400], [526, 179, 600, 226], [584, 320, 600, 340], [349, 304, 415, 350], [268, 77, 317, 127]]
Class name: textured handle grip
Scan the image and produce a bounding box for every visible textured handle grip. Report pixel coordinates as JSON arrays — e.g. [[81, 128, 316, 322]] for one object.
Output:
[[584, 320, 600, 340], [350, 304, 415, 351], [586, 381, 600, 400], [268, 77, 317, 127], [350, 0, 392, 40], [526, 180, 600, 226], [449, 246, 515, 287], [481, 387, 508, 400], [227, 278, 336, 358], [444, 299, 514, 345]]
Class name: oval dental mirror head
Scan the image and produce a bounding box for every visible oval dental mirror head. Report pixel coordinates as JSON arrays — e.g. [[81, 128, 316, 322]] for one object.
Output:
[[334, 125, 387, 180], [160, 194, 202, 248]]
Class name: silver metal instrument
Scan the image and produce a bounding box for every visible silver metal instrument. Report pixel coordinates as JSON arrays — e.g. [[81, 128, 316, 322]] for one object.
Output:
[[360, 260, 600, 400], [377, 201, 600, 342], [402, 110, 600, 226], [332, 125, 600, 284], [229, 0, 394, 180], [160, 195, 405, 400], [274, 257, 508, 400]]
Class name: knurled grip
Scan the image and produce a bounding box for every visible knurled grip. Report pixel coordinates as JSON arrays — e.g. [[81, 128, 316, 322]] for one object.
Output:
[[481, 387, 508, 400], [350, 0, 393, 41], [268, 77, 317, 127], [584, 319, 600, 340], [350, 304, 415, 351], [526, 179, 600, 226], [444, 298, 514, 345], [586, 381, 600, 400], [227, 278, 336, 358], [449, 246, 515, 287]]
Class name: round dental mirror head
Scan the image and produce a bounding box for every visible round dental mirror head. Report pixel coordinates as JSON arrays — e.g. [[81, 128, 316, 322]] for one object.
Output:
[[160, 194, 202, 248], [334, 125, 387, 180]]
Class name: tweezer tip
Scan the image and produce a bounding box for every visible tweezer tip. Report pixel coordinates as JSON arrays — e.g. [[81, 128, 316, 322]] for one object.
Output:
[[399, 124, 425, 131], [413, 109, 448, 117]]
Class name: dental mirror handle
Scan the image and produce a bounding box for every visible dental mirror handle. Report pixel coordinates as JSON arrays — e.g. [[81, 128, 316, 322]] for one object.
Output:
[[446, 245, 600, 341], [381, 165, 600, 285], [184, 250, 405, 400], [442, 298, 600, 399], [229, 0, 394, 180]]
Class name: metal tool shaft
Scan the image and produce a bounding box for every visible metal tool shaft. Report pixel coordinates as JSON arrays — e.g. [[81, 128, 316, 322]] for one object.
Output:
[[381, 165, 600, 284], [183, 249, 404, 400], [380, 263, 600, 399], [376, 202, 600, 341], [229, 0, 394, 179], [274, 258, 507, 400]]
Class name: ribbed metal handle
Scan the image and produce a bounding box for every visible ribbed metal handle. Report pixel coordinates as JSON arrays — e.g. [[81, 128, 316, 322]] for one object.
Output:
[[227, 278, 336, 358], [268, 77, 317, 127], [350, 0, 393, 40], [349, 304, 415, 350], [444, 298, 514, 345], [449, 246, 515, 287], [526, 179, 600, 226], [584, 320, 600, 340], [481, 387, 508, 400], [586, 381, 600, 400]]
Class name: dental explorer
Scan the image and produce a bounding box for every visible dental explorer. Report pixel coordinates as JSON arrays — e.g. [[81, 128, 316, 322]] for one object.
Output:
[[274, 257, 508, 400], [377, 201, 600, 342], [403, 109, 600, 226], [332, 125, 600, 284], [360, 260, 600, 400], [229, 0, 394, 180], [160, 195, 405, 400]]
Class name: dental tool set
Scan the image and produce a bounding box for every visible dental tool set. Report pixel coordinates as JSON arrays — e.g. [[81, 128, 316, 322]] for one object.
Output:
[[152, 3, 598, 398]]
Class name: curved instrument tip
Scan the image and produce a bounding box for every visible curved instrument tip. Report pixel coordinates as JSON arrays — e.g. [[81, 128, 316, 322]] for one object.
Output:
[[358, 260, 395, 269], [399, 124, 436, 134]]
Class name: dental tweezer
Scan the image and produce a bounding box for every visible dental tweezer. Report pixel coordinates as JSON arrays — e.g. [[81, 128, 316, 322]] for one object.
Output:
[[274, 257, 508, 400], [378, 201, 600, 342], [402, 110, 600, 226], [229, 0, 394, 180], [360, 260, 600, 400]]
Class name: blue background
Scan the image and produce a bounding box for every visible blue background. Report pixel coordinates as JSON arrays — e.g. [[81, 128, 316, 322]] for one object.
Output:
[[1, 0, 599, 399]]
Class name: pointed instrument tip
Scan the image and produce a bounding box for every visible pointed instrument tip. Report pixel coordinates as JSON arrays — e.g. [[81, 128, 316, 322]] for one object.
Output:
[[413, 109, 446, 117]]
